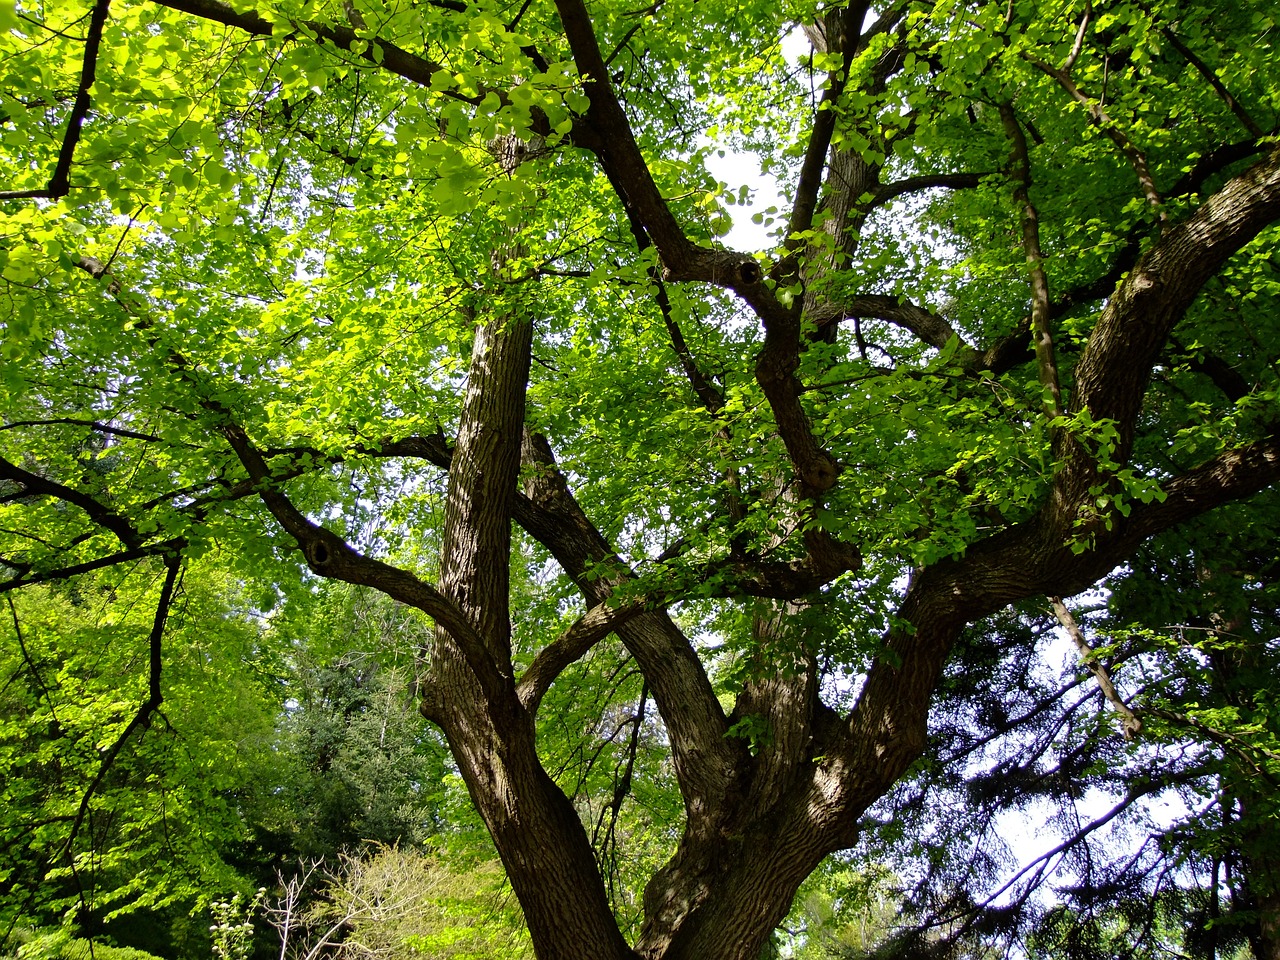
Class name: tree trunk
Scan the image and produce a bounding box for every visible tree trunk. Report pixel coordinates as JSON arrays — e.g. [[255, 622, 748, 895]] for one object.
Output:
[[419, 301, 636, 960]]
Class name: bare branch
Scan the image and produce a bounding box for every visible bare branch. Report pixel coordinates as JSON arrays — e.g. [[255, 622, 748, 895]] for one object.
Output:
[[1061, 0, 1090, 74], [1050, 596, 1142, 738]]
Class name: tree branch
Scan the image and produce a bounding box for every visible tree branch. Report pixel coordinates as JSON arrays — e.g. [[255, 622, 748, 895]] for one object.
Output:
[[1160, 24, 1264, 139], [1028, 56, 1166, 220], [149, 0, 484, 105], [551, 0, 695, 270], [218, 422, 502, 697], [0, 418, 163, 443], [59, 556, 179, 861], [867, 172, 985, 210], [516, 597, 648, 712], [0, 540, 186, 593], [783, 1, 872, 263], [0, 455, 142, 547], [1000, 101, 1062, 420], [0, 0, 110, 200], [519, 430, 747, 813], [1050, 596, 1142, 738], [1065, 146, 1280, 479]]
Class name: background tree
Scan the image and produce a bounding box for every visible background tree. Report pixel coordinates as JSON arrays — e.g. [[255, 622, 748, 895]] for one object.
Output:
[[3, 0, 1280, 959], [0, 563, 281, 955], [838, 499, 1280, 959]]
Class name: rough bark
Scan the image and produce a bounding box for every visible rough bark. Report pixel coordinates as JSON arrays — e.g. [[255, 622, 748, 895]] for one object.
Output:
[[416, 306, 635, 960]]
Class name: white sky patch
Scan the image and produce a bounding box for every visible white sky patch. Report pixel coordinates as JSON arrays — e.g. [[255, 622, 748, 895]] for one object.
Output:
[[704, 149, 783, 254], [700, 27, 812, 253]]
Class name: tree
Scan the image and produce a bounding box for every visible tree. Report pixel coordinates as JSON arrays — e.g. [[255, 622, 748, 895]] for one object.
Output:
[[262, 586, 458, 860], [2, 0, 1279, 958], [0, 565, 282, 954]]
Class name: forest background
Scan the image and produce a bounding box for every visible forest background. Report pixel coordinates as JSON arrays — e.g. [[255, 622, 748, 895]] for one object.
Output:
[[2, 0, 1279, 958]]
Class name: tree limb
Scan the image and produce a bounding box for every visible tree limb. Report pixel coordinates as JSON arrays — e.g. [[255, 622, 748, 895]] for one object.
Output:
[[0, 454, 141, 548], [149, 0, 484, 105], [1000, 101, 1063, 420], [59, 555, 179, 861], [867, 172, 985, 209], [1160, 24, 1264, 139], [516, 597, 648, 711], [0, 0, 110, 200], [218, 421, 503, 699], [1028, 56, 1166, 220]]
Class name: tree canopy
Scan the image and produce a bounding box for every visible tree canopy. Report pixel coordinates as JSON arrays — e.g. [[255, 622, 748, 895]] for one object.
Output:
[[2, 0, 1279, 957]]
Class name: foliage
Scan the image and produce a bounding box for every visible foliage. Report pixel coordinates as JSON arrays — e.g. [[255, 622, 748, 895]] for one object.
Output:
[[210, 891, 267, 960], [260, 585, 459, 860], [269, 846, 532, 960], [0, 927, 164, 960], [3, 0, 1280, 957], [843, 499, 1280, 958], [0, 564, 281, 943]]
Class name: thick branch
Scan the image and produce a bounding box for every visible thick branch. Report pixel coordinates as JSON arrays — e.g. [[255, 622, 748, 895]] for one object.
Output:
[[783, 2, 872, 261], [829, 294, 972, 355], [519, 430, 747, 814], [219, 422, 503, 699], [1065, 146, 1280, 478], [0, 455, 141, 547], [867, 172, 984, 210], [1125, 432, 1280, 542], [150, 0, 483, 104], [551, 0, 694, 269]]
